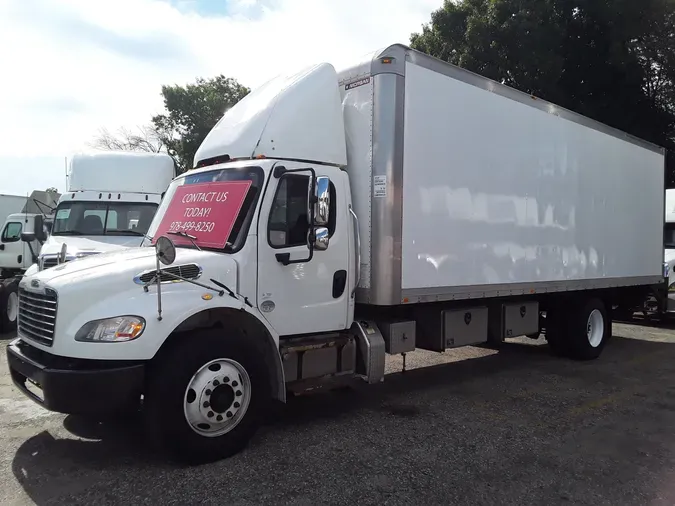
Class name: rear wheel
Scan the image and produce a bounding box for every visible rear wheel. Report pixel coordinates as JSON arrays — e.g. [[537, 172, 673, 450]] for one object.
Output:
[[0, 279, 19, 333], [143, 328, 271, 464], [548, 298, 610, 360]]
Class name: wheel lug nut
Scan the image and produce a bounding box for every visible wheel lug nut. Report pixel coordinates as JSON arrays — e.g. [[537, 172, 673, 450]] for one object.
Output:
[[226, 411, 233, 418], [235, 391, 242, 397], [207, 411, 214, 418], [216, 415, 223, 422], [205, 389, 212, 395], [224, 376, 230, 383], [203, 401, 210, 408], [234, 402, 240, 408], [232, 381, 238, 387], [213, 380, 220, 386]]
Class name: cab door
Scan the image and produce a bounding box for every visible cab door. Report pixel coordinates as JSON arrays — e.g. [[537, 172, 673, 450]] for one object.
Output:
[[0, 221, 24, 269], [257, 164, 350, 336]]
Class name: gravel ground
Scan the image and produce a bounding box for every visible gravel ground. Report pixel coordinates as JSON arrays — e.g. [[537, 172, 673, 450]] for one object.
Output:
[[2, 321, 675, 505]]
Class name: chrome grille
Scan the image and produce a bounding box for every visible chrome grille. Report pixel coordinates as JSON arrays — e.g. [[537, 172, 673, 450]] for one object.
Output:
[[18, 288, 57, 346], [136, 264, 202, 284]]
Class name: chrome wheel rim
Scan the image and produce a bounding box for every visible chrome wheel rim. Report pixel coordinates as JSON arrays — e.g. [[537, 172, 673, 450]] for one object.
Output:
[[183, 358, 252, 437], [587, 309, 604, 348]]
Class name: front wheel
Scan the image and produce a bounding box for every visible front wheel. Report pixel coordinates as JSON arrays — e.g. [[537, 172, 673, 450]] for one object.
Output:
[[0, 279, 19, 334], [143, 329, 271, 464]]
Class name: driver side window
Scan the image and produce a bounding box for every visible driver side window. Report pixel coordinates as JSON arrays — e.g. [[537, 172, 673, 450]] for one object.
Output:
[[1, 222, 22, 243], [268, 175, 309, 248]]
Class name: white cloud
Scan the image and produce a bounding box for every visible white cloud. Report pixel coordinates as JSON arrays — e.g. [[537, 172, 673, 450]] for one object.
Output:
[[0, 0, 440, 194]]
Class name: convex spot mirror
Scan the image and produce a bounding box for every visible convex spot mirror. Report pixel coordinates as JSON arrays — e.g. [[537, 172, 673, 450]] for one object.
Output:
[[314, 227, 329, 251], [156, 235, 176, 266]]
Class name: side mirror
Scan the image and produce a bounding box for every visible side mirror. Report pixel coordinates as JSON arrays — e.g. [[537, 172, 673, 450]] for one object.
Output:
[[314, 227, 329, 251], [21, 215, 47, 243], [34, 215, 47, 242], [306, 175, 330, 226], [313, 176, 330, 226]]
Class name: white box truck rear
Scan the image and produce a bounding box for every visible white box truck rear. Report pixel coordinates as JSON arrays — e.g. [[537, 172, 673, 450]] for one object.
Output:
[[7, 44, 667, 464]]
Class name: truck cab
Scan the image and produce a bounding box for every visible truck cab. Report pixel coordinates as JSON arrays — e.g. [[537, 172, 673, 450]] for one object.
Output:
[[34, 151, 175, 271]]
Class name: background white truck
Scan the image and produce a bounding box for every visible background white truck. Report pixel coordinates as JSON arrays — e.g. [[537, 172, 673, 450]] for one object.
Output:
[[0, 190, 60, 332], [0, 194, 29, 225], [35, 151, 176, 270], [7, 44, 666, 464]]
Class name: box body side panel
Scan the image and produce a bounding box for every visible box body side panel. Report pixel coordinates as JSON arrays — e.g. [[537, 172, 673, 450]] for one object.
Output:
[[400, 61, 665, 294]]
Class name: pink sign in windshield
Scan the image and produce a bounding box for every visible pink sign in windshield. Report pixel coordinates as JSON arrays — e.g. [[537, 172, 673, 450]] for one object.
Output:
[[153, 180, 252, 249]]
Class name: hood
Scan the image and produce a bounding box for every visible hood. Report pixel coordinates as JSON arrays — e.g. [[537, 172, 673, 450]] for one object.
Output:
[[29, 246, 236, 289], [19, 246, 242, 360]]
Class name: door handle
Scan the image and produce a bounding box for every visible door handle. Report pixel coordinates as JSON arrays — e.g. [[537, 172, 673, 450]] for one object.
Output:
[[0, 244, 4, 251]]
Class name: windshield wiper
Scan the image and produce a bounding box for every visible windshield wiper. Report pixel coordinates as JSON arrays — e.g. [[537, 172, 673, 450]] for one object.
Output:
[[52, 230, 85, 236], [168, 231, 202, 251], [109, 230, 147, 236]]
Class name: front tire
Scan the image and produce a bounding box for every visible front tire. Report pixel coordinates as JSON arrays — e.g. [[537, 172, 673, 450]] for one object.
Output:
[[0, 279, 19, 334], [143, 328, 271, 464]]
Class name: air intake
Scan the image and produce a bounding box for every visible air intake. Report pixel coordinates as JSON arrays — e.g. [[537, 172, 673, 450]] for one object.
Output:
[[134, 264, 202, 285]]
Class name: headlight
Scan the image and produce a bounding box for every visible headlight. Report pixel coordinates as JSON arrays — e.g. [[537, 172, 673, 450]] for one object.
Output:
[[75, 316, 146, 342]]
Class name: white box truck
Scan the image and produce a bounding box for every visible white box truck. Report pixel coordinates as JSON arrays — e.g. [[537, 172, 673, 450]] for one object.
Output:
[[0, 152, 175, 334], [7, 44, 666, 464], [0, 191, 60, 332], [0, 194, 28, 225], [33, 151, 176, 270], [641, 188, 675, 317]]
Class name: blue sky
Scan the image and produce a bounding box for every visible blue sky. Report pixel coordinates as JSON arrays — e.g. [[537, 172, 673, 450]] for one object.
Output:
[[0, 0, 439, 196]]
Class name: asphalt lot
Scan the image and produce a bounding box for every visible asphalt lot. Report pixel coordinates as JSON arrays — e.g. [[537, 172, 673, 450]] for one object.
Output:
[[2, 322, 675, 505]]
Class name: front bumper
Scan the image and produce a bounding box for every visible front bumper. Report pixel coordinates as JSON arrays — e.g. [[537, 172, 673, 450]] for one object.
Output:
[[7, 338, 145, 415]]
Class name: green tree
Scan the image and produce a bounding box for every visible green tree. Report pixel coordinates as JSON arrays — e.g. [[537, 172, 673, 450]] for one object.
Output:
[[411, 0, 675, 182], [152, 76, 250, 173]]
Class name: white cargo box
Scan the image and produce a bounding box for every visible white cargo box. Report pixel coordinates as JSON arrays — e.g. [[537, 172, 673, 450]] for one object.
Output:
[[338, 45, 666, 306], [68, 151, 176, 195]]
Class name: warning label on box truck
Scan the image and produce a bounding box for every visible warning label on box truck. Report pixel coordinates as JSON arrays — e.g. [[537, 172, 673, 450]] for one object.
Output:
[[373, 175, 387, 198], [152, 180, 251, 249]]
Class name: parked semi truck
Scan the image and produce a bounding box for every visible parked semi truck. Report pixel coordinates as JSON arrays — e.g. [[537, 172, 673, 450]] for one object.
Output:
[[0, 191, 60, 332], [7, 44, 666, 464], [29, 151, 176, 271]]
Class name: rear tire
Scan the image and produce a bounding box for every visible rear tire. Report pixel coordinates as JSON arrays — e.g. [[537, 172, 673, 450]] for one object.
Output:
[[565, 298, 611, 360], [143, 328, 271, 464], [0, 278, 19, 334]]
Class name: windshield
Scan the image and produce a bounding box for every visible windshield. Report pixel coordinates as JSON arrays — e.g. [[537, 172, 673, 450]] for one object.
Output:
[[145, 165, 264, 251], [666, 223, 675, 249], [52, 201, 158, 236]]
